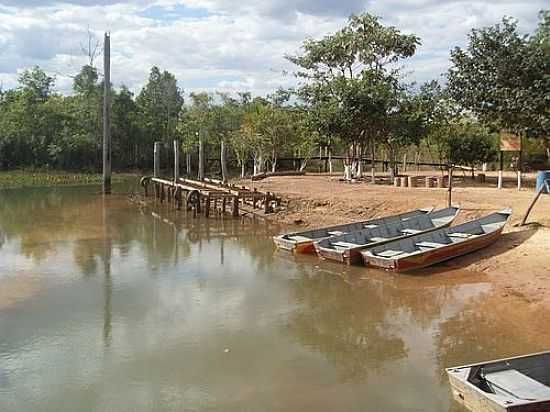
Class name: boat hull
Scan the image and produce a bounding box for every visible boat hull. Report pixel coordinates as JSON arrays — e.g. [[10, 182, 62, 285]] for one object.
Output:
[[364, 228, 503, 272], [313, 243, 363, 265], [317, 211, 458, 265], [273, 208, 434, 255], [273, 236, 318, 254]]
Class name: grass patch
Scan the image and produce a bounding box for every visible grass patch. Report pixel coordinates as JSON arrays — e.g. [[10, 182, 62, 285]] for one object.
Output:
[[0, 170, 128, 189]]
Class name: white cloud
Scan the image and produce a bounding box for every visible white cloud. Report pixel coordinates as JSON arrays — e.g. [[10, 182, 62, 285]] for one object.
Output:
[[0, 0, 545, 96]]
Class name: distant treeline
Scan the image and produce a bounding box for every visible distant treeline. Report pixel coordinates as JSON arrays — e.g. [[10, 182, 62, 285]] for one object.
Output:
[[0, 11, 548, 177]]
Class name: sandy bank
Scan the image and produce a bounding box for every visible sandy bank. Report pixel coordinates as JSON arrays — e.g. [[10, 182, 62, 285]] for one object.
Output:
[[241, 173, 550, 309]]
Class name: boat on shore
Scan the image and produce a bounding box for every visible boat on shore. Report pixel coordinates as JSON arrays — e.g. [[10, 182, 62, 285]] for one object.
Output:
[[362, 209, 511, 272], [446, 350, 550, 411], [314, 206, 460, 265], [273, 208, 434, 254]]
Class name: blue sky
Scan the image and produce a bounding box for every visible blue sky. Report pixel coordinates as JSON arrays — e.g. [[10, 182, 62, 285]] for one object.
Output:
[[0, 0, 546, 96]]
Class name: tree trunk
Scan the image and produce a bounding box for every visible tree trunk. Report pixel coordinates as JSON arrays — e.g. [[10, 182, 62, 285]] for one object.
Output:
[[220, 139, 228, 183], [241, 163, 245, 178]]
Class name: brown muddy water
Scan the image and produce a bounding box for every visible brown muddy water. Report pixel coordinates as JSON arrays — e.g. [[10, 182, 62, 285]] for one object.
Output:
[[0, 183, 545, 411]]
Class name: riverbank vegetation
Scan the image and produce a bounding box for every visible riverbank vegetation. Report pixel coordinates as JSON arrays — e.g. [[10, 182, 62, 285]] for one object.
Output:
[[0, 11, 548, 178], [0, 170, 126, 189]]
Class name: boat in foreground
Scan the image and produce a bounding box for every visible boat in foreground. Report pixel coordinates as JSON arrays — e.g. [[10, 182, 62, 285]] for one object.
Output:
[[362, 209, 511, 272], [314, 206, 460, 265], [273, 207, 434, 254], [446, 350, 550, 411]]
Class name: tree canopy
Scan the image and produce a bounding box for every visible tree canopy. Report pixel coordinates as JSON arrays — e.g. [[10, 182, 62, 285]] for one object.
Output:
[[448, 11, 550, 137], [0, 10, 547, 175]]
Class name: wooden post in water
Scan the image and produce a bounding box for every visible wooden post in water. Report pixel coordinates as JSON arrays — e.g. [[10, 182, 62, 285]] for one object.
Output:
[[205, 194, 210, 217], [154, 142, 161, 177], [232, 196, 239, 217], [102, 32, 112, 194], [198, 130, 204, 181], [220, 139, 228, 183], [173, 140, 179, 182]]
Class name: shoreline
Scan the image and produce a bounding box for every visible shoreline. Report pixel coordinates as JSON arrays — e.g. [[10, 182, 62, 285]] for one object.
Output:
[[241, 173, 550, 310], [0, 170, 135, 189]]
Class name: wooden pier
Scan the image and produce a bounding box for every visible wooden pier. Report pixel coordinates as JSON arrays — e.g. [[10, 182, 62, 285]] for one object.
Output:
[[140, 175, 281, 218]]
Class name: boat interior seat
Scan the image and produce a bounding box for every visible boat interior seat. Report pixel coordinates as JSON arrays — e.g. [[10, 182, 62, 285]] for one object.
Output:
[[416, 241, 446, 249], [448, 232, 473, 238], [483, 369, 550, 400], [481, 222, 503, 233], [369, 237, 388, 242], [401, 228, 422, 235], [330, 241, 363, 249], [375, 249, 406, 258], [288, 235, 312, 242]]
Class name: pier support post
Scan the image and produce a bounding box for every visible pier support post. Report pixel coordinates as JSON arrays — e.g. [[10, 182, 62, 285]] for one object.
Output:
[[205, 194, 210, 217], [154, 142, 161, 178], [264, 193, 270, 214], [232, 196, 239, 217], [175, 187, 182, 210], [198, 131, 204, 181], [173, 140, 179, 182]]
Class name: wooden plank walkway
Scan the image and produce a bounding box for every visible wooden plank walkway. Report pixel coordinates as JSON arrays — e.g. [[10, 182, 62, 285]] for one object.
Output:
[[140, 176, 281, 218]]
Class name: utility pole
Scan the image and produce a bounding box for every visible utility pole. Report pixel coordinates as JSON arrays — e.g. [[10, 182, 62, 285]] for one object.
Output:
[[102, 32, 112, 194]]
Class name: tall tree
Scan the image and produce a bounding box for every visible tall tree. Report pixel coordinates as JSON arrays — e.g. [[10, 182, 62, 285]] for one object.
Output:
[[448, 12, 550, 137], [137, 66, 184, 146], [288, 13, 421, 178]]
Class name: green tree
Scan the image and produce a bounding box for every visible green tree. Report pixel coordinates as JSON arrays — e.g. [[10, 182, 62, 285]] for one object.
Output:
[[448, 12, 550, 137], [18, 66, 55, 100], [137, 66, 184, 147], [288, 12, 421, 178], [112, 86, 141, 169]]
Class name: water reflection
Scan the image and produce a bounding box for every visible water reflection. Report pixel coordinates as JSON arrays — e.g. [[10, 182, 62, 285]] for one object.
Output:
[[1, 184, 549, 412], [285, 269, 407, 382]]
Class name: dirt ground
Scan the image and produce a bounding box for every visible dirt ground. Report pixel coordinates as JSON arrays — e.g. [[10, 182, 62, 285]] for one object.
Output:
[[241, 171, 550, 309]]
